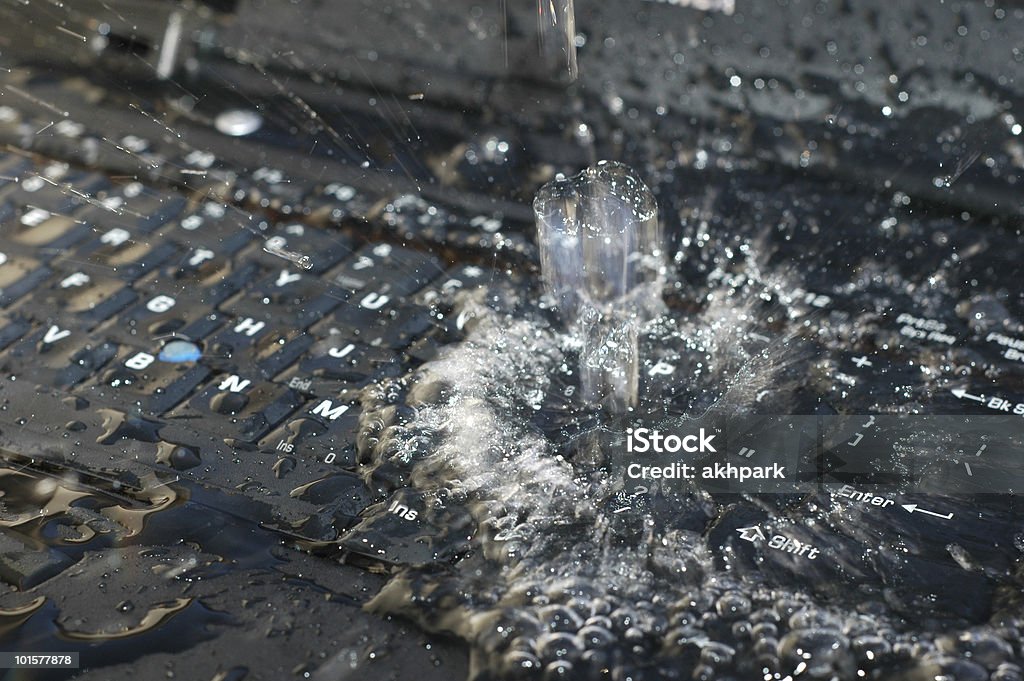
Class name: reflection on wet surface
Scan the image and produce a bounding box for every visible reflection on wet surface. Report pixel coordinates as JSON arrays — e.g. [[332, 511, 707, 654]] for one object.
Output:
[[0, 462, 469, 680]]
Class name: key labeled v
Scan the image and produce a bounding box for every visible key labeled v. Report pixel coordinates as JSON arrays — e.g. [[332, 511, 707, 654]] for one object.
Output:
[[43, 324, 72, 344]]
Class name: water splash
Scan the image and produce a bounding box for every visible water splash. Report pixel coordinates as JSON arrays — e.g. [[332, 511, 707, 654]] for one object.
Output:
[[353, 265, 1022, 680], [534, 161, 665, 410], [537, 0, 579, 82]]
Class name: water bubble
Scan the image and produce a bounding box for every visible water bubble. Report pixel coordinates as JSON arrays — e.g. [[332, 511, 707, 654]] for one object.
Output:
[[542, 659, 574, 680], [156, 442, 201, 470], [538, 632, 583, 661], [159, 340, 202, 363], [778, 629, 853, 678], [215, 109, 263, 137], [578, 624, 615, 648], [538, 604, 583, 633], [503, 649, 542, 675], [715, 592, 751, 619]]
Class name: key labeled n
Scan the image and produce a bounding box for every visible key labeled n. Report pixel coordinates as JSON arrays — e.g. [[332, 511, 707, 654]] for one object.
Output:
[[218, 374, 251, 393]]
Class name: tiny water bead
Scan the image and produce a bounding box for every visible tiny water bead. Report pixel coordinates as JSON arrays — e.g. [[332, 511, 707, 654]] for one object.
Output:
[[159, 340, 202, 363], [214, 109, 264, 137]]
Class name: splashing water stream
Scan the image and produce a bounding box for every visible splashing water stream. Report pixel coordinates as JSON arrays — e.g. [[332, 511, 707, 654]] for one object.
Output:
[[534, 162, 665, 411]]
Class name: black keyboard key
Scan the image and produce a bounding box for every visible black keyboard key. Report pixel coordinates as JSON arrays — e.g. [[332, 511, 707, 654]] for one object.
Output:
[[88, 137, 164, 181], [232, 166, 309, 215], [118, 241, 180, 280], [114, 293, 222, 344], [371, 304, 436, 350], [0, 530, 73, 590], [316, 296, 435, 350], [78, 237, 181, 282], [177, 312, 227, 341], [148, 364, 213, 415], [3, 324, 115, 387], [252, 266, 334, 305], [279, 336, 402, 397], [2, 206, 90, 252], [295, 293, 344, 329], [223, 264, 346, 326], [289, 471, 373, 532], [204, 315, 276, 362], [180, 375, 305, 443], [29, 221, 92, 254], [54, 341, 119, 388], [69, 222, 148, 260], [304, 181, 379, 223], [300, 338, 384, 381], [27, 121, 100, 168], [258, 333, 314, 379], [0, 164, 107, 214], [338, 490, 473, 568], [165, 246, 236, 288], [252, 222, 352, 274], [208, 262, 262, 307], [75, 285, 138, 325], [0, 317, 30, 351], [82, 345, 211, 415], [380, 194, 455, 242], [163, 230, 255, 285], [77, 182, 186, 234], [0, 256, 51, 307], [406, 333, 444, 363], [26, 174, 110, 214], [414, 263, 494, 305], [169, 202, 262, 244], [259, 397, 361, 466], [327, 243, 443, 298], [237, 389, 305, 442], [7, 321, 83, 359]]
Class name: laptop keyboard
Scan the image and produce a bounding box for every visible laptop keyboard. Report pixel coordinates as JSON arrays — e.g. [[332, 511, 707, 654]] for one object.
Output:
[[1, 64, 1023, 548], [0, 82, 538, 562], [1, 15, 1023, 674]]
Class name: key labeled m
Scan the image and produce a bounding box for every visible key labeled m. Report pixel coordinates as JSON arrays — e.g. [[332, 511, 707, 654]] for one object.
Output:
[[311, 399, 349, 421]]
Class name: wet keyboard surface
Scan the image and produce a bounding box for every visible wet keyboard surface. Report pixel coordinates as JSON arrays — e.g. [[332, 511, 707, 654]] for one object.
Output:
[[0, 1, 1023, 679]]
